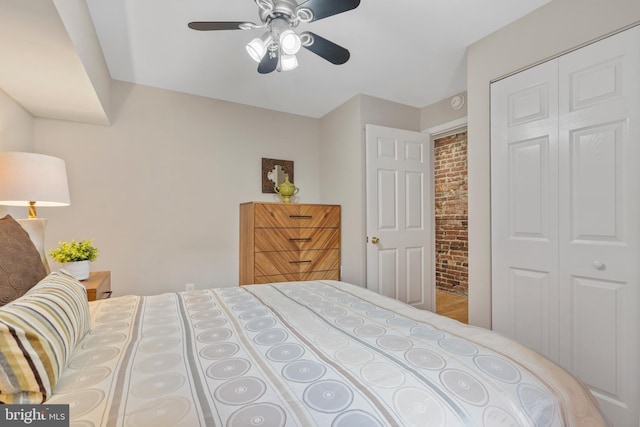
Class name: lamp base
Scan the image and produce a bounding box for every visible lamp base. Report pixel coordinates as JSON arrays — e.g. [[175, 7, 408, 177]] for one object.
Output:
[[16, 218, 50, 274]]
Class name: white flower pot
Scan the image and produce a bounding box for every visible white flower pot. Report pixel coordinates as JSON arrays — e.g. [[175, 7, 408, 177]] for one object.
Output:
[[63, 260, 90, 280]]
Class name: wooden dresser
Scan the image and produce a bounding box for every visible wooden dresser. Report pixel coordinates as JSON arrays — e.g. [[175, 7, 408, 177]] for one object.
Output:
[[240, 202, 341, 285]]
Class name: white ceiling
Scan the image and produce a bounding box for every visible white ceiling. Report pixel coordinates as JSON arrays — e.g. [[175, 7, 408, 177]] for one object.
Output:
[[1, 0, 551, 123]]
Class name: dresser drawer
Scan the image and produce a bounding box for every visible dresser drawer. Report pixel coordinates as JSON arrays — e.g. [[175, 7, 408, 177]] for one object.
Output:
[[299, 249, 340, 272], [298, 205, 340, 228], [255, 249, 340, 276], [252, 269, 339, 284], [254, 204, 340, 228], [301, 270, 340, 281], [255, 251, 300, 276], [255, 227, 340, 252], [252, 274, 299, 284], [254, 204, 297, 228]]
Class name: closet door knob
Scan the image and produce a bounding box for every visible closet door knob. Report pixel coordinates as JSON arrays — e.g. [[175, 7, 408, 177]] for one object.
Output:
[[371, 236, 380, 244], [592, 260, 606, 270]]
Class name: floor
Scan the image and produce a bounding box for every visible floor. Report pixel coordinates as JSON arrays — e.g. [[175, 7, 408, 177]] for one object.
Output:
[[436, 290, 468, 324]]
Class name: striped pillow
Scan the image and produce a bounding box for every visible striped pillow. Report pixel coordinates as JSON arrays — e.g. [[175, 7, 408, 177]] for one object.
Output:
[[0, 271, 90, 403]]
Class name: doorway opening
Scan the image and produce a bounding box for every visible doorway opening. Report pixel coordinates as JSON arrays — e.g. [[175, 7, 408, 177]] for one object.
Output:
[[433, 131, 468, 323]]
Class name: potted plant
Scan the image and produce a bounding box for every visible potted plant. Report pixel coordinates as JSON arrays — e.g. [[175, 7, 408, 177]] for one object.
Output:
[[49, 239, 99, 280]]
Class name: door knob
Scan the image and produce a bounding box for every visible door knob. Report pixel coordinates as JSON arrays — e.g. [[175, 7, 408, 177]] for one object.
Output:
[[592, 260, 606, 270], [371, 236, 380, 244]]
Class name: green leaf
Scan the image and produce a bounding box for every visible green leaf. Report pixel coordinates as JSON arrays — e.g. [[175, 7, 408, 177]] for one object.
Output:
[[49, 239, 99, 263]]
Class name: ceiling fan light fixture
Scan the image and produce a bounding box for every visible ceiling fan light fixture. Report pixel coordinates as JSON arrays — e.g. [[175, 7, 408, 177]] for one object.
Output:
[[280, 29, 301, 55], [280, 53, 299, 71], [246, 32, 272, 62], [189, 0, 361, 74], [246, 39, 266, 62]]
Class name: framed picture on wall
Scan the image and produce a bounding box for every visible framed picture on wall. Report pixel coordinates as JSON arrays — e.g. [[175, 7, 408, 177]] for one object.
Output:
[[262, 158, 294, 193]]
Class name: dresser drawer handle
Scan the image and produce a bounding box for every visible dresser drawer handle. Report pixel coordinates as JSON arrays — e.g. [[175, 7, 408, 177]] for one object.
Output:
[[289, 238, 312, 241], [289, 260, 312, 264], [289, 215, 312, 219]]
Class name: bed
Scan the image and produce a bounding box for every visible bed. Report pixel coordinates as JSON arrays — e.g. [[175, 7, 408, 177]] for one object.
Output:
[[0, 214, 606, 426], [1, 277, 605, 426]]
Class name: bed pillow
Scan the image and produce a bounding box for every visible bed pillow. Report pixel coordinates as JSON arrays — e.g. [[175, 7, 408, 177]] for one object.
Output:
[[0, 270, 90, 403], [0, 214, 48, 306]]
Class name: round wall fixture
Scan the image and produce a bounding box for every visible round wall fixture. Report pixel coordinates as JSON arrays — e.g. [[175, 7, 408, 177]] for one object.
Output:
[[451, 95, 465, 110]]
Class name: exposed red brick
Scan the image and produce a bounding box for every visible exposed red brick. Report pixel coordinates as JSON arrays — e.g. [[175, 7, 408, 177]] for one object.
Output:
[[434, 132, 468, 296]]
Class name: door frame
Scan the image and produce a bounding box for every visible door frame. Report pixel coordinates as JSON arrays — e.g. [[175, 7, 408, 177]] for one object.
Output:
[[423, 116, 468, 313], [424, 117, 468, 139]]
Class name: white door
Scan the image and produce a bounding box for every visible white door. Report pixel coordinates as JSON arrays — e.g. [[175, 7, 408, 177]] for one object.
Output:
[[491, 26, 640, 427], [365, 124, 433, 310], [557, 27, 639, 427], [491, 59, 560, 360]]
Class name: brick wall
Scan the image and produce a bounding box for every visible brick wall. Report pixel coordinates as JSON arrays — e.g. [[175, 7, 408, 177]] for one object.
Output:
[[434, 132, 468, 295]]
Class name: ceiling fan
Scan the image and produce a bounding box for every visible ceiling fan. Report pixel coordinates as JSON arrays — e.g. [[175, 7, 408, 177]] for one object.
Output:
[[188, 0, 360, 74]]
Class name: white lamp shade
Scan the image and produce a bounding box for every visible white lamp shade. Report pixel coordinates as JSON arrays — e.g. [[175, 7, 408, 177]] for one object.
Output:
[[280, 30, 301, 55], [246, 32, 273, 63], [280, 54, 299, 71], [246, 38, 267, 62], [0, 152, 70, 207]]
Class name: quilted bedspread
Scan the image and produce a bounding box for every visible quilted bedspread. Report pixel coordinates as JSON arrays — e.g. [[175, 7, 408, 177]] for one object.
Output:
[[48, 280, 605, 426]]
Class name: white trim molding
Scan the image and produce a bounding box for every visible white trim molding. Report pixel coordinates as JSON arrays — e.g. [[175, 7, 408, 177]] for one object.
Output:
[[423, 116, 467, 139]]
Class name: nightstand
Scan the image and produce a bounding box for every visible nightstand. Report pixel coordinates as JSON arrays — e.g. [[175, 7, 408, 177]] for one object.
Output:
[[81, 271, 112, 301]]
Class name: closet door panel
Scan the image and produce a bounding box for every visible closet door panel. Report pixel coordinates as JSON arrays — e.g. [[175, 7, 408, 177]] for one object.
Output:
[[508, 136, 550, 239], [492, 26, 640, 426], [509, 268, 550, 354], [571, 276, 623, 396], [558, 26, 640, 427], [569, 123, 623, 242], [490, 59, 559, 361]]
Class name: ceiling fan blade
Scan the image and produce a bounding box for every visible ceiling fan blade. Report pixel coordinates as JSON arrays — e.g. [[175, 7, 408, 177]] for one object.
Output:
[[297, 0, 360, 22], [301, 32, 350, 65], [188, 21, 255, 31], [258, 51, 278, 74]]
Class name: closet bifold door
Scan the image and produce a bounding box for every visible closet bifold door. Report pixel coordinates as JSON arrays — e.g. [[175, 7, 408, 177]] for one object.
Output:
[[490, 59, 560, 361], [491, 25, 640, 427], [557, 26, 639, 427]]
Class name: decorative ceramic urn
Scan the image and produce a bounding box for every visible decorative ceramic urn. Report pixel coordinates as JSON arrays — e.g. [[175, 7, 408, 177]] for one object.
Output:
[[274, 177, 299, 203]]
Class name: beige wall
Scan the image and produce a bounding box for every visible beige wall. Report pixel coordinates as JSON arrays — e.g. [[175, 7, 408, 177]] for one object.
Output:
[[360, 95, 421, 133], [420, 92, 467, 131], [0, 89, 34, 152], [318, 96, 362, 283], [319, 94, 421, 286], [33, 80, 321, 296], [0, 89, 35, 217], [467, 0, 640, 328]]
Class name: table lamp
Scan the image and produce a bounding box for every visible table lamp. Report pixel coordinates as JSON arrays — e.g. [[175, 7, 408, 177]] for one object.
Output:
[[0, 152, 71, 272]]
